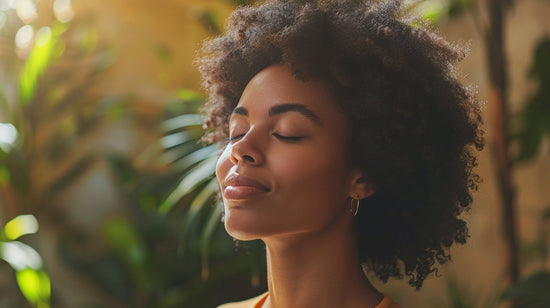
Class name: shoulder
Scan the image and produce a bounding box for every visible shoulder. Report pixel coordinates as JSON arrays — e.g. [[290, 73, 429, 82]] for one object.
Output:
[[217, 292, 269, 308], [376, 295, 402, 308]]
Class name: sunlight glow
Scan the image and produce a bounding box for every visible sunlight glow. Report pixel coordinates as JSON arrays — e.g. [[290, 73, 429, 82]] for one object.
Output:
[[4, 215, 39, 241], [416, 0, 447, 23], [1, 0, 17, 11], [0, 241, 43, 271], [0, 11, 6, 30], [35, 27, 51, 47], [16, 268, 51, 306], [0, 123, 17, 151], [15, 24, 33, 49], [53, 0, 73, 23], [15, 0, 37, 24]]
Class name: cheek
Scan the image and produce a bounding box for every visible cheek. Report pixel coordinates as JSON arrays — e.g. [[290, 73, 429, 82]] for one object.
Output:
[[273, 146, 350, 200], [216, 146, 232, 184], [266, 149, 350, 233]]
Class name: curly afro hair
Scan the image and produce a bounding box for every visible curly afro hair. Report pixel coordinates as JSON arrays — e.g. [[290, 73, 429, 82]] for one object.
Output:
[[196, 0, 484, 289]]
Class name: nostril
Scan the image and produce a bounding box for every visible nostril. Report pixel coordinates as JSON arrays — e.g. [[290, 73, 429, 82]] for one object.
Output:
[[230, 153, 238, 164], [243, 155, 255, 163]]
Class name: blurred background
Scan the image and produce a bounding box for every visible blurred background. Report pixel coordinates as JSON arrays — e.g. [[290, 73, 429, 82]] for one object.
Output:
[[0, 0, 548, 307]]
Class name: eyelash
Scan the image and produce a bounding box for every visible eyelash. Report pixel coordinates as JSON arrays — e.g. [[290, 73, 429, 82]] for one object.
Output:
[[226, 134, 244, 143], [226, 133, 304, 143], [273, 133, 304, 142]]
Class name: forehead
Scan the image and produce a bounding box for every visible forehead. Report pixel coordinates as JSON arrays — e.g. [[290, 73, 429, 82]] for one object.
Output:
[[237, 65, 346, 123]]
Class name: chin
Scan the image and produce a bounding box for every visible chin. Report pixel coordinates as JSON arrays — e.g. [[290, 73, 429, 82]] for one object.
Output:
[[224, 209, 283, 241], [224, 224, 262, 241], [223, 211, 262, 241]]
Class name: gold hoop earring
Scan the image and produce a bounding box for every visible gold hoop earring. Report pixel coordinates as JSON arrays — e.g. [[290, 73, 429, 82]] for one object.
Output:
[[348, 196, 360, 217]]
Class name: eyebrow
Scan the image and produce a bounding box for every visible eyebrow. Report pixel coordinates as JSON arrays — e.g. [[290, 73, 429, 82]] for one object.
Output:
[[232, 103, 322, 126]]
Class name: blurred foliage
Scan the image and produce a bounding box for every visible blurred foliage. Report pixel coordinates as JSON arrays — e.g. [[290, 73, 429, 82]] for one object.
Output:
[[443, 276, 498, 308], [0, 0, 548, 307], [418, 1, 550, 307], [520, 204, 550, 268], [0, 0, 109, 305], [407, 0, 475, 23], [0, 0, 117, 216], [64, 93, 266, 307], [1, 0, 266, 306], [0, 215, 50, 307], [501, 271, 550, 308], [513, 38, 550, 163]]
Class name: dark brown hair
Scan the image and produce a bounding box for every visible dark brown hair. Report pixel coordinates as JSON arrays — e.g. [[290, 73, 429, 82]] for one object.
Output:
[[196, 0, 484, 289]]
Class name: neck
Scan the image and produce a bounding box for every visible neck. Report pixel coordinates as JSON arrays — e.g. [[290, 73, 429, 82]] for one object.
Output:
[[261, 213, 383, 308]]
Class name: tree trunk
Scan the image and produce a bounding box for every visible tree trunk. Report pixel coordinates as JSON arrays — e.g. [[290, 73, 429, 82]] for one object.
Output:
[[484, 0, 519, 286]]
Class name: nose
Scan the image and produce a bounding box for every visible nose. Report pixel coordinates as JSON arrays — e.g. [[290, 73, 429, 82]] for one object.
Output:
[[229, 131, 264, 166]]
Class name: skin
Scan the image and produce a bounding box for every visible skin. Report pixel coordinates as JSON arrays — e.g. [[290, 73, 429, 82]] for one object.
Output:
[[216, 65, 382, 308]]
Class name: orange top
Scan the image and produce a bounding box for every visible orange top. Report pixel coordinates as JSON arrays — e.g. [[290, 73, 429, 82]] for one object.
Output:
[[217, 292, 402, 308]]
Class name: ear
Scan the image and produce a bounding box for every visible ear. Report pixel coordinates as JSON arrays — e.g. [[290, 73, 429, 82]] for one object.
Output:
[[348, 168, 377, 200]]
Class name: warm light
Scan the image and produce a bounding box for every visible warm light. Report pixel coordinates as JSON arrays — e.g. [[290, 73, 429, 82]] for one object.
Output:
[[53, 0, 73, 23], [15, 0, 37, 24], [15, 24, 33, 49], [4, 215, 39, 241], [16, 268, 51, 306], [35, 26, 51, 47], [415, 0, 447, 23], [1, 0, 17, 11], [0, 241, 43, 271], [0, 123, 17, 151], [0, 11, 6, 30]]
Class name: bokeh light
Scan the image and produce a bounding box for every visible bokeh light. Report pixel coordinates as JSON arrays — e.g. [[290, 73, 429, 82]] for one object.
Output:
[[4, 215, 39, 241], [15, 0, 37, 24], [0, 241, 43, 271], [0, 123, 18, 151], [53, 0, 73, 23], [0, 0, 16, 11], [0, 11, 6, 30], [35, 26, 51, 47], [15, 24, 34, 49]]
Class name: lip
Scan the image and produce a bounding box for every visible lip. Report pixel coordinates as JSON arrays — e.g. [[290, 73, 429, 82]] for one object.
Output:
[[223, 173, 270, 200]]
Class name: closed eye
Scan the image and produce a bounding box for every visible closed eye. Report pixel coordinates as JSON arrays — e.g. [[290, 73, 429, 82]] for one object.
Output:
[[273, 133, 305, 142], [226, 134, 245, 143]]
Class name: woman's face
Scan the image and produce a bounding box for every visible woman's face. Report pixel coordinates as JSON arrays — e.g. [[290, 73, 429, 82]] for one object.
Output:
[[216, 65, 363, 241]]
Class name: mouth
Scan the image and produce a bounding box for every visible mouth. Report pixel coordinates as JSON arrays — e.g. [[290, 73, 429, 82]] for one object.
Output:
[[223, 173, 270, 200]]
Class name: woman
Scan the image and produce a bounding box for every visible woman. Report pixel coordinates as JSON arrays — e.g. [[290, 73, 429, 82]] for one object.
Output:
[[197, 0, 484, 307]]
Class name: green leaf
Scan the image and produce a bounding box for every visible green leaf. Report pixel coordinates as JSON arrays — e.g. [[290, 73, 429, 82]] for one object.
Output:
[[16, 268, 50, 306], [501, 271, 550, 308], [2, 214, 39, 241], [200, 203, 223, 279], [102, 218, 147, 270], [18, 24, 67, 105], [0, 166, 10, 186], [183, 179, 219, 235], [173, 144, 218, 171], [513, 38, 550, 163], [175, 89, 205, 103], [159, 155, 217, 214], [160, 130, 203, 150], [161, 114, 204, 133], [0, 241, 43, 270], [159, 142, 199, 165], [416, 0, 447, 23]]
